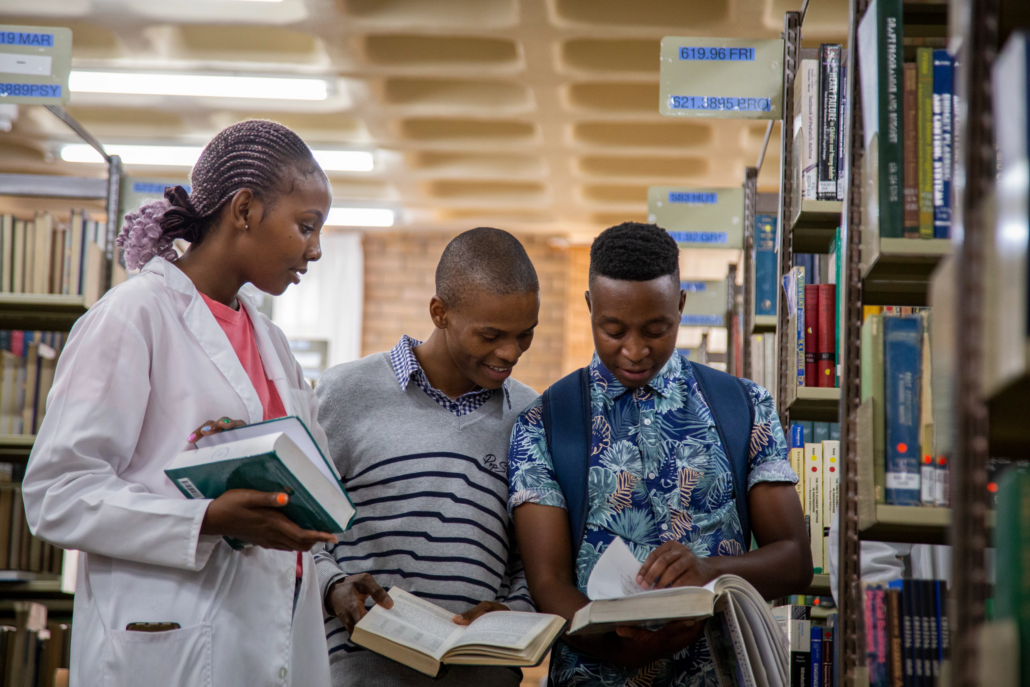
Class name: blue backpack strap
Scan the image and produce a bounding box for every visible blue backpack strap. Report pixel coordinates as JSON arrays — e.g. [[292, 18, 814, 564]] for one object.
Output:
[[540, 367, 592, 555], [690, 361, 756, 548]]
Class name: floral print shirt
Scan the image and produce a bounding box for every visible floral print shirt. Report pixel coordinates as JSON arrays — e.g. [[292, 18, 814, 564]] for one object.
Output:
[[507, 353, 795, 687]]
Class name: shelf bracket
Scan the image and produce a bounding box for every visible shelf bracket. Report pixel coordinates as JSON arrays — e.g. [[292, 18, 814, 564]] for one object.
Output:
[[44, 106, 110, 164]]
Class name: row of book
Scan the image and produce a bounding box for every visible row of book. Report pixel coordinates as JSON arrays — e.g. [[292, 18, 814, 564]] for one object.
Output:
[[788, 434, 839, 575], [0, 212, 108, 298], [775, 605, 838, 687], [1, 602, 70, 687], [784, 255, 841, 389], [859, 0, 956, 239], [0, 331, 66, 437], [865, 579, 950, 687], [860, 309, 947, 508], [795, 43, 847, 202], [0, 464, 63, 576], [748, 332, 776, 397]]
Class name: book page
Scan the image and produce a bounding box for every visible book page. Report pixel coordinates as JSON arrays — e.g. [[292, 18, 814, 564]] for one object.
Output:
[[357, 588, 464, 660], [586, 536, 647, 600], [450, 612, 552, 652]]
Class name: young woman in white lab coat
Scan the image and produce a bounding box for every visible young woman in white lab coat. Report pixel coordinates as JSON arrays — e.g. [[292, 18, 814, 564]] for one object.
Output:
[[22, 120, 339, 687]]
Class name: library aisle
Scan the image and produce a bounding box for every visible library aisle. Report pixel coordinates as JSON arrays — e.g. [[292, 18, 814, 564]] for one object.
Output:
[[0, 0, 1029, 686]]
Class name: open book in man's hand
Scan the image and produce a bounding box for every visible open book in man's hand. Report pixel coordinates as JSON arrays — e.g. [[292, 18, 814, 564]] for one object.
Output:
[[569, 537, 790, 687], [351, 588, 566, 678]]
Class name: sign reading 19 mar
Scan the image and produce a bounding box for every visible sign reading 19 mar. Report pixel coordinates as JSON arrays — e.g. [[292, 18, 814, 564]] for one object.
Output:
[[0, 25, 72, 105], [648, 186, 744, 250], [659, 37, 783, 120]]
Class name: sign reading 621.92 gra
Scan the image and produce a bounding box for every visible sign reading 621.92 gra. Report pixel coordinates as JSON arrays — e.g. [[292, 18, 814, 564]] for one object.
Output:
[[659, 37, 783, 120], [0, 25, 72, 105]]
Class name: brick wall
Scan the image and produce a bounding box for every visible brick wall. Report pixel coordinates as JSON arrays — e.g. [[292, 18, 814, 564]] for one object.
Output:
[[361, 231, 568, 394], [563, 245, 594, 375]]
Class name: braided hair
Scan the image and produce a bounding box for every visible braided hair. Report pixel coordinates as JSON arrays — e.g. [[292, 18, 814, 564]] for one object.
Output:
[[117, 119, 321, 270]]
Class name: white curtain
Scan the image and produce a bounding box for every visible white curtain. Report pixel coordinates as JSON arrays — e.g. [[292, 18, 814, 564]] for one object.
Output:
[[272, 231, 363, 368]]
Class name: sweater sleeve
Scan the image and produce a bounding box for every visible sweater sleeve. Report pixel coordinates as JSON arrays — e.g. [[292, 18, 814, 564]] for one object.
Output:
[[313, 372, 350, 607]]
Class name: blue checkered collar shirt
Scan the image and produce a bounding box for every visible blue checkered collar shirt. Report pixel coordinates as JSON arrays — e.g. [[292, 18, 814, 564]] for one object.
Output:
[[389, 335, 511, 417]]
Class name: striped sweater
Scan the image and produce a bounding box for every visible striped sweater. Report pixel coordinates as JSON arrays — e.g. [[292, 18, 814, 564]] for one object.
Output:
[[312, 351, 538, 684]]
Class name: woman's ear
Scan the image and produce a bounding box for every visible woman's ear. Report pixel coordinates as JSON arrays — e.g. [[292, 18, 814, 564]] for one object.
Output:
[[229, 189, 256, 230]]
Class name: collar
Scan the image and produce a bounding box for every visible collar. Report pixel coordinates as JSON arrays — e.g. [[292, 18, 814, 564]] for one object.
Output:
[[590, 351, 684, 400], [389, 335, 511, 407], [141, 256, 261, 310]]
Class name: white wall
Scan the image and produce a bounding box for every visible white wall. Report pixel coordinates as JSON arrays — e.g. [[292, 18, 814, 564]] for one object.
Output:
[[272, 231, 363, 368]]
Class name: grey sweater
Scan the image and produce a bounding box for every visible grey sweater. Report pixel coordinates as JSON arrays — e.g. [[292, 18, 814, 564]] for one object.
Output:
[[313, 352, 539, 687]]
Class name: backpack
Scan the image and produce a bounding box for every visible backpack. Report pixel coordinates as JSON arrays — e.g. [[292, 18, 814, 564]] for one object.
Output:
[[539, 360, 755, 555]]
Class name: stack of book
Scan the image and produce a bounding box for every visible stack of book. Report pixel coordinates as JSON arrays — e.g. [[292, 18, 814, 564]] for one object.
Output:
[[1, 602, 71, 687], [0, 463, 64, 577], [787, 425, 840, 575], [0, 331, 66, 437], [795, 44, 848, 202], [864, 579, 950, 687], [774, 604, 838, 687], [858, 0, 956, 240], [783, 256, 840, 390], [0, 211, 108, 298], [860, 308, 947, 508]]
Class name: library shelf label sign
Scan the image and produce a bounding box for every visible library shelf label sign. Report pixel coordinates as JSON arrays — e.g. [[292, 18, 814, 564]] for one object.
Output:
[[648, 186, 744, 250], [0, 25, 71, 105], [680, 280, 727, 328], [660, 37, 783, 120], [121, 177, 192, 216]]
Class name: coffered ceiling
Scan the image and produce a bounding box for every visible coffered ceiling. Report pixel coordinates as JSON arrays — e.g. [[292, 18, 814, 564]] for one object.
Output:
[[0, 0, 848, 239]]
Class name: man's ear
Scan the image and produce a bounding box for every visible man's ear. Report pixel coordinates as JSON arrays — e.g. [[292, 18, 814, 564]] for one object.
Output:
[[678, 289, 687, 314], [429, 295, 449, 330], [584, 289, 592, 314]]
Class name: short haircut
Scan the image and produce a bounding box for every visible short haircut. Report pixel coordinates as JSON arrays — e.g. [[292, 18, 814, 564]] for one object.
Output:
[[435, 227, 539, 308], [589, 222, 680, 282]]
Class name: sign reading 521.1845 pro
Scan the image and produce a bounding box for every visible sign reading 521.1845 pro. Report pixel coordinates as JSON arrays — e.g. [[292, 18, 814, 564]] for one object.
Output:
[[659, 37, 783, 120], [0, 25, 72, 105]]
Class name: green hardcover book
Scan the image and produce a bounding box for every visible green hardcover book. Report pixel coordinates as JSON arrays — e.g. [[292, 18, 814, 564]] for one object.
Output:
[[917, 48, 935, 238], [995, 469, 1030, 686], [166, 419, 356, 542], [861, 314, 886, 503], [857, 0, 905, 239]]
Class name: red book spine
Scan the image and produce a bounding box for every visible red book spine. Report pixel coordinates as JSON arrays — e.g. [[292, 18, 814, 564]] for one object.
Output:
[[804, 284, 819, 385], [817, 284, 837, 387]]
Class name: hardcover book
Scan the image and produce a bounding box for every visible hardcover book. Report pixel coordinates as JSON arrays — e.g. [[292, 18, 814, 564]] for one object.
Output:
[[818, 44, 842, 200], [805, 284, 819, 385], [816, 284, 837, 388], [755, 214, 778, 317], [883, 316, 923, 505], [902, 63, 920, 236], [932, 50, 954, 239], [805, 442, 824, 573], [918, 48, 935, 238]]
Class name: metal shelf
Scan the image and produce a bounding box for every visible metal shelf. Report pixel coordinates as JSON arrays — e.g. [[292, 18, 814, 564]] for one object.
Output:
[[0, 434, 34, 460], [0, 571, 60, 584], [0, 294, 89, 331], [785, 386, 840, 422], [790, 199, 843, 253], [861, 238, 953, 306], [751, 314, 777, 334], [858, 505, 994, 545], [0, 173, 107, 200], [807, 573, 831, 597]]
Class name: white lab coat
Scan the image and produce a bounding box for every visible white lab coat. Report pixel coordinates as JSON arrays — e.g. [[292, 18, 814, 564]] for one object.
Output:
[[22, 258, 333, 687]]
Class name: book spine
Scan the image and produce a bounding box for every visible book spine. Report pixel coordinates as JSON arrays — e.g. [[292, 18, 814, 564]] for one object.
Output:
[[822, 627, 834, 687], [790, 424, 806, 507], [917, 48, 935, 239], [924, 580, 938, 682], [903, 63, 920, 236], [805, 284, 819, 385], [834, 226, 844, 383], [755, 215, 778, 317], [935, 455, 949, 507], [887, 588, 904, 687], [800, 60, 820, 200], [788, 617, 812, 687], [837, 60, 849, 201], [932, 50, 954, 239], [811, 626, 823, 687], [899, 580, 915, 686], [805, 443, 824, 574], [817, 284, 837, 387], [822, 440, 840, 572], [878, 0, 906, 238], [884, 316, 923, 505], [818, 45, 842, 200], [796, 267, 806, 388]]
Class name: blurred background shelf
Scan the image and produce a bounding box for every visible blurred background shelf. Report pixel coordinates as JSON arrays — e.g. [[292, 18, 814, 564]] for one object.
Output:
[[0, 434, 34, 460], [857, 505, 994, 545], [785, 386, 840, 422], [861, 238, 953, 307], [790, 200, 843, 253], [0, 294, 89, 331]]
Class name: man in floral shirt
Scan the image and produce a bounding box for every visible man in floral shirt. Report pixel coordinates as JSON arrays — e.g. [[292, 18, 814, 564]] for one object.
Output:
[[508, 222, 812, 687]]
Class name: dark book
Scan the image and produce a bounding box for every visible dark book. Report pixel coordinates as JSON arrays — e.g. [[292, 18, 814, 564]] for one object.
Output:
[[902, 63, 920, 236], [923, 580, 938, 683], [932, 50, 954, 239], [884, 317, 923, 505], [9, 487, 23, 570], [886, 587, 904, 687], [822, 626, 834, 687], [818, 44, 842, 200], [755, 214, 778, 317], [0, 488, 12, 570], [805, 285, 820, 384], [867, 585, 888, 687], [816, 285, 837, 388], [811, 625, 823, 687]]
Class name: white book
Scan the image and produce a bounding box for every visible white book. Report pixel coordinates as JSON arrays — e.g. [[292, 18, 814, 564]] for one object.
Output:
[[751, 335, 765, 390], [795, 59, 820, 200], [804, 442, 824, 574], [821, 440, 840, 572], [0, 215, 11, 293], [763, 332, 776, 395]]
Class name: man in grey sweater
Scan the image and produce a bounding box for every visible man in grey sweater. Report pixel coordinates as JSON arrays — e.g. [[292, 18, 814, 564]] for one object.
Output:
[[313, 228, 542, 686]]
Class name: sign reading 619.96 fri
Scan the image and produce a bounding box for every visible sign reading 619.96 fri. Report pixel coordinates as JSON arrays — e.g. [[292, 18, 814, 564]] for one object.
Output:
[[0, 25, 72, 105], [659, 37, 783, 120]]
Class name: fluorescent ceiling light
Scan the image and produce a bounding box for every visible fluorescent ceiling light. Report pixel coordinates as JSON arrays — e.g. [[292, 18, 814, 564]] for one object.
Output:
[[69, 71, 328, 101], [61, 144, 374, 172], [326, 207, 394, 227]]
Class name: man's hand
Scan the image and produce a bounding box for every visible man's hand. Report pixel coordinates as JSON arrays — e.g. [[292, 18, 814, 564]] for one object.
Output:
[[637, 541, 716, 590], [452, 601, 509, 626], [200, 490, 337, 551], [611, 620, 707, 668], [327, 574, 394, 633]]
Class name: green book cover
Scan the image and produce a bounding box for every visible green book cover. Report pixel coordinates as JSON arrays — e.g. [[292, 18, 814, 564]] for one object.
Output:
[[917, 48, 935, 238], [996, 469, 1030, 687], [861, 314, 886, 503]]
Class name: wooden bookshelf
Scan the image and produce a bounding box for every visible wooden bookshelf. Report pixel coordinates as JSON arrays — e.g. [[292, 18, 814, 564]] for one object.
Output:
[[807, 573, 831, 596], [752, 314, 777, 333], [0, 434, 34, 460], [790, 199, 843, 253], [0, 294, 89, 332], [857, 505, 995, 545], [785, 386, 840, 422], [860, 238, 953, 306]]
